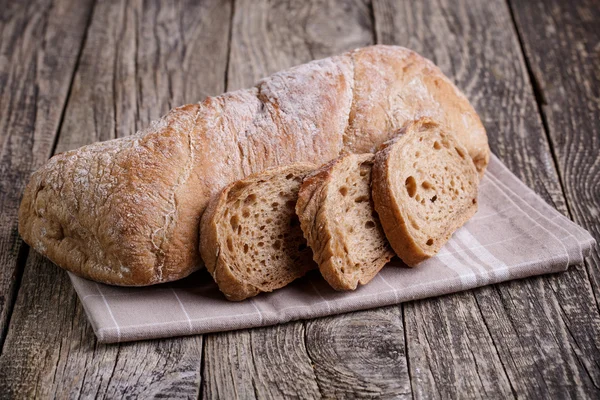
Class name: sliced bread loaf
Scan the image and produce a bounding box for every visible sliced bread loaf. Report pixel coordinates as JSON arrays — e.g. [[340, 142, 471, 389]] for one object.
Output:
[[296, 154, 395, 290], [200, 163, 316, 301], [372, 118, 479, 266]]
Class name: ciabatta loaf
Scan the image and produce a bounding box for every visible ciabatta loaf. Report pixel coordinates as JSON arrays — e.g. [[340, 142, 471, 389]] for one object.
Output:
[[200, 164, 315, 301], [19, 45, 489, 286], [296, 154, 394, 290], [372, 118, 479, 266]]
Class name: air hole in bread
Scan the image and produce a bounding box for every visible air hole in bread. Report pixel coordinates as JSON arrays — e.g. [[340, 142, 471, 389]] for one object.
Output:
[[227, 237, 234, 251], [339, 186, 348, 196], [430, 195, 437, 203], [365, 220, 375, 229], [426, 239, 434, 246], [285, 173, 294, 180], [415, 194, 421, 202], [354, 195, 368, 203], [230, 215, 239, 230], [405, 176, 417, 197], [243, 244, 249, 253], [472, 198, 477, 204], [455, 147, 466, 159], [422, 181, 432, 189], [258, 241, 264, 247], [242, 209, 250, 218], [415, 151, 420, 157], [410, 218, 420, 230], [273, 240, 281, 250], [433, 141, 442, 150], [245, 194, 257, 203]]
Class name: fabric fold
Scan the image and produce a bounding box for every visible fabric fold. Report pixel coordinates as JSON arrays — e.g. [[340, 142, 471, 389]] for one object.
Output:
[[69, 154, 596, 343]]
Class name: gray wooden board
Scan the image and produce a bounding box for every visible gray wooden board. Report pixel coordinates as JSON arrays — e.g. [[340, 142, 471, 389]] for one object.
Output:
[[509, 0, 600, 386], [0, 0, 598, 398], [373, 0, 600, 397], [0, 0, 231, 397], [201, 1, 412, 399], [0, 0, 94, 348]]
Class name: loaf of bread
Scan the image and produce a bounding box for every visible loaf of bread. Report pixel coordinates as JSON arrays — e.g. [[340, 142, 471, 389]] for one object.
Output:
[[296, 154, 394, 290], [18, 45, 489, 286], [200, 163, 315, 301], [372, 118, 479, 266]]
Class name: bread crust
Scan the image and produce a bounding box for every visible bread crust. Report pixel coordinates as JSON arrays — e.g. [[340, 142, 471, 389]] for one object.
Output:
[[200, 163, 315, 301], [296, 154, 394, 290], [371, 118, 479, 266], [19, 45, 489, 286]]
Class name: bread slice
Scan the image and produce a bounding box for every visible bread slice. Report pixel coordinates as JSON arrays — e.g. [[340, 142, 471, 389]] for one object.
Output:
[[200, 163, 316, 301], [372, 118, 479, 266], [296, 154, 395, 290]]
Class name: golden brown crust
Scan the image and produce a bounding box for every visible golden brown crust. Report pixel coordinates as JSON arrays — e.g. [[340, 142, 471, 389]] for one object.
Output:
[[372, 118, 479, 266], [345, 46, 489, 175], [296, 154, 394, 290], [200, 163, 315, 301], [19, 45, 489, 286]]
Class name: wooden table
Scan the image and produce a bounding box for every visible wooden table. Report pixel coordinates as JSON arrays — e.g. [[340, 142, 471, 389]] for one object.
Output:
[[0, 0, 598, 398]]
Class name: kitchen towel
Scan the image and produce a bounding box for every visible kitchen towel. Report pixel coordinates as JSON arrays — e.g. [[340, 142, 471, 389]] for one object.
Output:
[[70, 154, 596, 343]]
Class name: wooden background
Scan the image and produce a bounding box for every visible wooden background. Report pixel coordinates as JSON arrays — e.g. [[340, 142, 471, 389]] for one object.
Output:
[[0, 0, 598, 398]]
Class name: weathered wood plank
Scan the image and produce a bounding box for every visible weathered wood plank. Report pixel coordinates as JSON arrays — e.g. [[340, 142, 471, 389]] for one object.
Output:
[[0, 0, 94, 348], [202, 1, 412, 398], [0, 0, 232, 397], [373, 0, 600, 397], [305, 307, 410, 399], [226, 0, 373, 91], [203, 324, 320, 399], [509, 0, 600, 330]]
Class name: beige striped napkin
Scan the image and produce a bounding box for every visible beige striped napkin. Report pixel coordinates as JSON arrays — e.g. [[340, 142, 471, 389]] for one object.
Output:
[[70, 155, 595, 343]]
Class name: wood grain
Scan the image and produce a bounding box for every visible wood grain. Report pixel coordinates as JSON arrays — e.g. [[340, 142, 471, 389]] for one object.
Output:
[[0, 0, 232, 397], [305, 307, 411, 399], [0, 252, 204, 399], [201, 1, 411, 398], [508, 0, 600, 390], [203, 324, 320, 399], [0, 0, 94, 348], [373, 0, 600, 397], [226, 0, 373, 91], [509, 0, 600, 319], [1, 0, 598, 398]]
